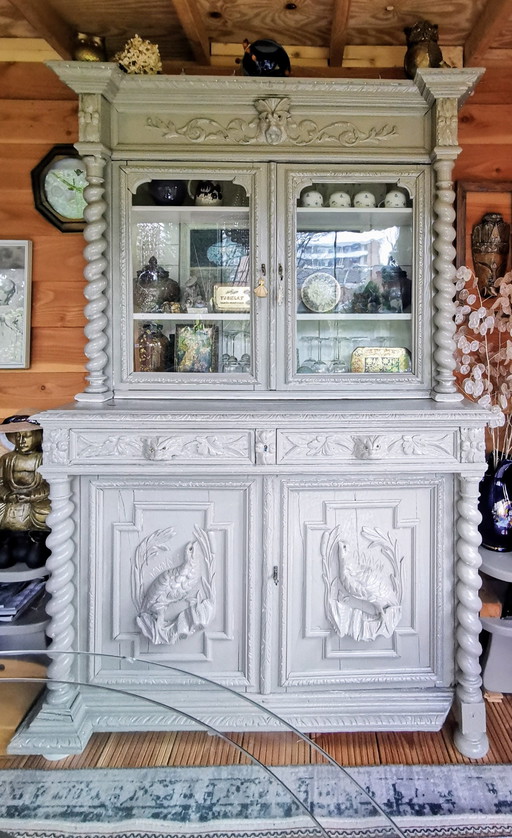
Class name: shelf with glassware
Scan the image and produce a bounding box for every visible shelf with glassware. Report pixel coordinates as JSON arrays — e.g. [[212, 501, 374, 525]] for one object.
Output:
[[130, 180, 253, 376], [294, 182, 413, 375]]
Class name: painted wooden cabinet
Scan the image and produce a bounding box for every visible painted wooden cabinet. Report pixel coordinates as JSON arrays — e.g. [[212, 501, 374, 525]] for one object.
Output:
[[9, 64, 491, 760]]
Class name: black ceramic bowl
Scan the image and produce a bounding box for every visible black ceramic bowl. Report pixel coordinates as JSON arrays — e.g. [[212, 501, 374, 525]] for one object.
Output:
[[148, 180, 188, 206]]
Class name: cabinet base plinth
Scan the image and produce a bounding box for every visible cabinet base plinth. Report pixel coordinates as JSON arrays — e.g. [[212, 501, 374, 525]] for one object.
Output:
[[453, 699, 489, 758], [7, 690, 92, 758], [7, 686, 454, 756]]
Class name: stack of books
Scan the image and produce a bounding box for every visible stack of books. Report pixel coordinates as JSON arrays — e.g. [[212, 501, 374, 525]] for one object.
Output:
[[0, 578, 47, 623]]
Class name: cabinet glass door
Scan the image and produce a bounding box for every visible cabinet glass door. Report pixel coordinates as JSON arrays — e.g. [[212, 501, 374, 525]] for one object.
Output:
[[279, 169, 429, 396], [116, 167, 267, 393]]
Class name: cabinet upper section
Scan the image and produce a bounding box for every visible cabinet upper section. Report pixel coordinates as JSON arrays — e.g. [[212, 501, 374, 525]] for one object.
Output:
[[49, 64, 482, 159], [48, 64, 483, 403]]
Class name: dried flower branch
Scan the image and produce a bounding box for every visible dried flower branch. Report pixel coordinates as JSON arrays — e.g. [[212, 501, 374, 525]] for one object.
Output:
[[454, 266, 512, 468], [113, 34, 162, 75]]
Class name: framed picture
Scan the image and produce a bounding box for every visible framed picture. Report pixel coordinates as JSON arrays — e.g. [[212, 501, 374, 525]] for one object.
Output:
[[212, 284, 250, 312], [0, 241, 32, 369], [350, 346, 411, 373], [175, 324, 218, 373], [456, 181, 512, 272]]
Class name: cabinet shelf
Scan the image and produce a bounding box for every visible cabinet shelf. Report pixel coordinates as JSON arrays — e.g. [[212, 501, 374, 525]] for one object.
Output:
[[0, 564, 48, 583], [131, 206, 249, 224], [297, 312, 412, 321], [133, 312, 250, 321], [297, 206, 412, 231], [479, 546, 512, 583]]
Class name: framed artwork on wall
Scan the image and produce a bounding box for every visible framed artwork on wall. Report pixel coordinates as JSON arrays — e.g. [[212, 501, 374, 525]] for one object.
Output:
[[456, 180, 512, 274], [0, 240, 32, 369]]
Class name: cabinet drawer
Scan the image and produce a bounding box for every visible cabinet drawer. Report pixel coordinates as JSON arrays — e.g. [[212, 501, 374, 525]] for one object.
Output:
[[70, 429, 256, 465], [276, 429, 458, 465]]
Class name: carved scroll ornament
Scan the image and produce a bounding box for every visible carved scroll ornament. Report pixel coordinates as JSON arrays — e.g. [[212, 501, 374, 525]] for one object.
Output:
[[147, 96, 398, 147], [321, 525, 404, 642], [132, 525, 215, 645]]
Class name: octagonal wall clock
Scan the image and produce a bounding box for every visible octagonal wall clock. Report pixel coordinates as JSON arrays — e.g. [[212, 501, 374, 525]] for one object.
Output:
[[31, 144, 87, 232]]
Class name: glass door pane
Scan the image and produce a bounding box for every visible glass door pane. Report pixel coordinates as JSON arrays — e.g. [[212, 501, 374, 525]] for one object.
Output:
[[295, 181, 413, 378], [129, 177, 253, 380]]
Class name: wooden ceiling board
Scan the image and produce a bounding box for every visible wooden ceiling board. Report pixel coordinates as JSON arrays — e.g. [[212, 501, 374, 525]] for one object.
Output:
[[464, 0, 512, 63], [195, 0, 333, 47], [0, 0, 37, 36], [47, 0, 194, 60], [347, 0, 487, 45], [2, 0, 512, 67]]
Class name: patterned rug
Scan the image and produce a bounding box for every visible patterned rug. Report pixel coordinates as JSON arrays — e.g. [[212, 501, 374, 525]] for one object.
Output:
[[1, 764, 512, 838]]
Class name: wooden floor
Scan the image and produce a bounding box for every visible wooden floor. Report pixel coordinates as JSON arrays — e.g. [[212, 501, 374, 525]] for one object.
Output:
[[1, 690, 512, 770]]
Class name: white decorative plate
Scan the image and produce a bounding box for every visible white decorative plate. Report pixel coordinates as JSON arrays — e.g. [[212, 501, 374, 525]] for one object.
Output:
[[300, 272, 341, 313]]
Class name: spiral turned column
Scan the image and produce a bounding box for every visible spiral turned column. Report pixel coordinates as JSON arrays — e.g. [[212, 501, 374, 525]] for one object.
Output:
[[44, 476, 76, 706], [454, 474, 489, 758], [432, 154, 463, 401], [76, 153, 111, 401]]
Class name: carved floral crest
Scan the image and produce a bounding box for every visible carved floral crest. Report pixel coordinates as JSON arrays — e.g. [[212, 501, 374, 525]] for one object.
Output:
[[321, 525, 404, 642], [146, 96, 398, 147]]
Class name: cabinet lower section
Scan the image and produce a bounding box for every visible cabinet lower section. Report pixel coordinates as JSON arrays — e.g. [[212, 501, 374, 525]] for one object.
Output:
[[8, 400, 490, 759]]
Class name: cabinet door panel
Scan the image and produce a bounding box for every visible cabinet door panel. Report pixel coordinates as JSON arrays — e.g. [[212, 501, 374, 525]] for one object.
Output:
[[276, 475, 453, 690], [86, 478, 259, 688], [276, 165, 431, 397], [113, 163, 269, 394]]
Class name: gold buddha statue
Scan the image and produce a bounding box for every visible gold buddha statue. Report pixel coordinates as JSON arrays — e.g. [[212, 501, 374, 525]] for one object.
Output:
[[0, 415, 51, 569]]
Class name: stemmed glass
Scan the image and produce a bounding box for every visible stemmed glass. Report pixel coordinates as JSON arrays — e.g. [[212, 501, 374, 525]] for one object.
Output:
[[222, 328, 239, 372], [312, 336, 329, 373], [239, 325, 251, 372], [299, 336, 316, 372], [329, 326, 348, 373]]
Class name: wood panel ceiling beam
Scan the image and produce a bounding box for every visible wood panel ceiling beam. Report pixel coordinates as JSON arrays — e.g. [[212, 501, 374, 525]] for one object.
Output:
[[329, 0, 351, 66], [464, 0, 512, 65], [171, 0, 210, 65], [5, 0, 75, 59]]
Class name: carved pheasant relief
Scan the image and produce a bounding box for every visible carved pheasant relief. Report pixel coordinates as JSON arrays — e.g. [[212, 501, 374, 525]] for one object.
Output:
[[321, 525, 403, 642], [132, 525, 215, 645]]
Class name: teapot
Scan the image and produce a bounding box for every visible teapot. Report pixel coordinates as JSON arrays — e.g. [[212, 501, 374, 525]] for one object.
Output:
[[353, 190, 376, 208], [300, 188, 323, 207], [189, 180, 223, 206], [382, 189, 407, 208], [328, 190, 351, 208]]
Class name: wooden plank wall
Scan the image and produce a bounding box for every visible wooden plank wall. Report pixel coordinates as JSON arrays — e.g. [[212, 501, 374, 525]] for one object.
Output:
[[0, 62, 85, 421], [0, 63, 510, 422]]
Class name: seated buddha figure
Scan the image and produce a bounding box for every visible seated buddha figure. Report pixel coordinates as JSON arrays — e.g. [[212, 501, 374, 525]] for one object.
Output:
[[0, 415, 51, 569]]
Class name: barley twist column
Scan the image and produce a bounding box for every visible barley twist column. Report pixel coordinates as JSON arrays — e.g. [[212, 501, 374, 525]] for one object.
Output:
[[454, 474, 489, 758], [75, 152, 111, 401], [44, 476, 76, 706], [431, 151, 463, 401]]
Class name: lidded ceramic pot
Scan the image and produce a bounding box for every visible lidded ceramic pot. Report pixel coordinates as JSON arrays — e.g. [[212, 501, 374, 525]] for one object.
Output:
[[134, 255, 180, 313]]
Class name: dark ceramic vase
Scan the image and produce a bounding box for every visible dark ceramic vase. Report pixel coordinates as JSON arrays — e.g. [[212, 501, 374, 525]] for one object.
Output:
[[134, 256, 180, 313], [148, 180, 187, 206], [242, 39, 291, 77], [478, 455, 512, 551]]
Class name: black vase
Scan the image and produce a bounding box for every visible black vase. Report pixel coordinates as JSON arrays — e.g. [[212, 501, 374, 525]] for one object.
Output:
[[478, 455, 512, 551], [242, 39, 291, 77]]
